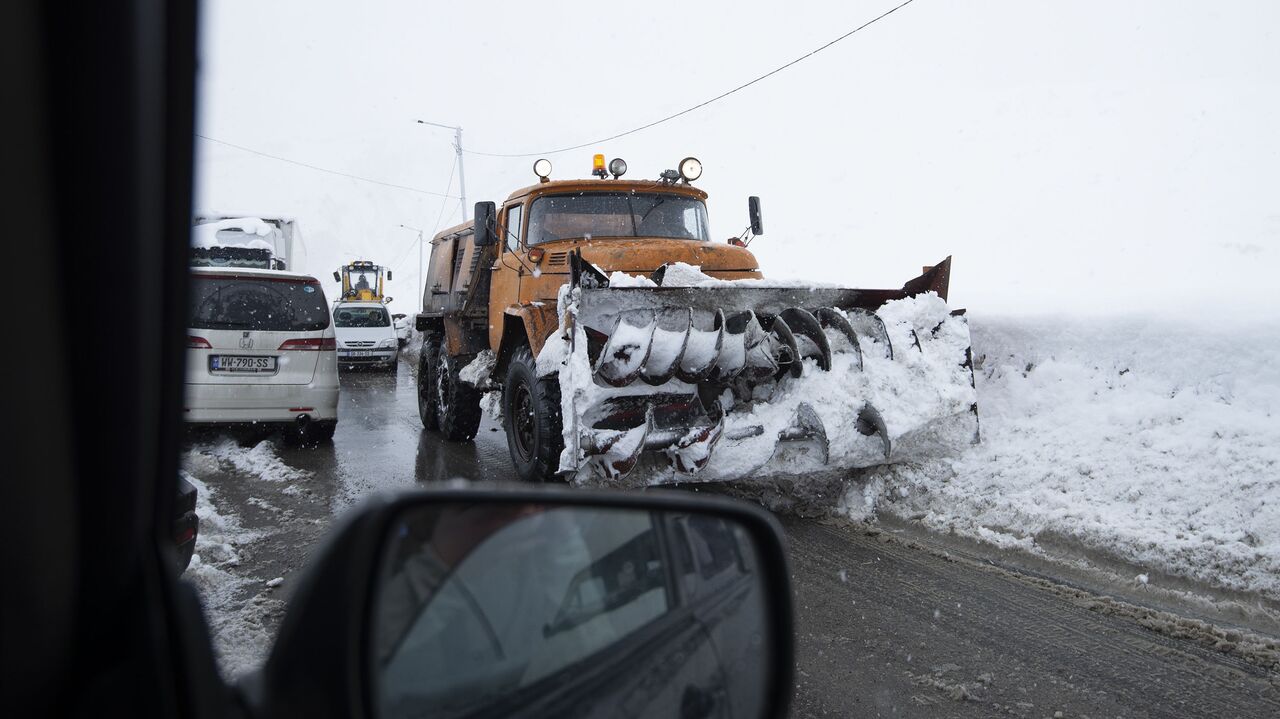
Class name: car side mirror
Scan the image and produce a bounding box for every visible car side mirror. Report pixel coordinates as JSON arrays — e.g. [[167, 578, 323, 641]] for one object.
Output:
[[386, 270, 392, 281], [748, 196, 764, 237], [251, 486, 794, 719], [333, 270, 342, 283], [473, 201, 497, 247]]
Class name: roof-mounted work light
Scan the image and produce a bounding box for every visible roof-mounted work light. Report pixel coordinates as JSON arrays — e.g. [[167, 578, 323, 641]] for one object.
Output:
[[533, 158, 552, 182], [678, 157, 702, 183]]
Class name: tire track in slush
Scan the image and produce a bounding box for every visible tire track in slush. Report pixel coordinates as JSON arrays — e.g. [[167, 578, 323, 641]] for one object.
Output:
[[786, 519, 1280, 717]]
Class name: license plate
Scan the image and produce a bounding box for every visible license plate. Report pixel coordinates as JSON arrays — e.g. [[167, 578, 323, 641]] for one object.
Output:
[[343, 350, 373, 357], [210, 355, 278, 373]]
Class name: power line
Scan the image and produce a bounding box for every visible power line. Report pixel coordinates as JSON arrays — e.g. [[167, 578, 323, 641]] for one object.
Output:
[[465, 0, 918, 158], [391, 156, 458, 272], [196, 134, 460, 198]]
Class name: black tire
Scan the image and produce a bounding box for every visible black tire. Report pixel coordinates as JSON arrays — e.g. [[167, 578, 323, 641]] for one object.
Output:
[[424, 335, 482, 441], [418, 335, 440, 429], [503, 345, 564, 482]]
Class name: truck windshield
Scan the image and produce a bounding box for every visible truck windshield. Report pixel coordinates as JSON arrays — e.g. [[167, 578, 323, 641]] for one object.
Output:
[[334, 306, 390, 328], [188, 274, 330, 332], [526, 192, 710, 246]]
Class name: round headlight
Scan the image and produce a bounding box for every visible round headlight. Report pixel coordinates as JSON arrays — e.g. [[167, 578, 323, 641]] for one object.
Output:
[[533, 158, 553, 180], [678, 156, 702, 182], [608, 157, 628, 178]]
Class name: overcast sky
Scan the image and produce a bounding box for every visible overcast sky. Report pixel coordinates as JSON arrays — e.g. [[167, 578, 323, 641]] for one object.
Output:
[[195, 0, 1280, 320]]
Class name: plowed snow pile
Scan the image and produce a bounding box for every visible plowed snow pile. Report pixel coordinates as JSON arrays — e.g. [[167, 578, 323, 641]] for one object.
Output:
[[849, 317, 1280, 599]]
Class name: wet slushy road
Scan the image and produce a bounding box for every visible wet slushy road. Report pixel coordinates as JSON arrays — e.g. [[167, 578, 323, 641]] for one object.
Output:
[[188, 360, 1280, 718]]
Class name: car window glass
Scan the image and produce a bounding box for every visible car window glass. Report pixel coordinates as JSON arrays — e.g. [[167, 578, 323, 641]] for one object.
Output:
[[505, 204, 522, 252], [334, 306, 390, 328], [188, 274, 329, 332]]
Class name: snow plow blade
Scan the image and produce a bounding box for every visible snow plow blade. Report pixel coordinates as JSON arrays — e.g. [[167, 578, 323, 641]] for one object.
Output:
[[553, 256, 978, 486]]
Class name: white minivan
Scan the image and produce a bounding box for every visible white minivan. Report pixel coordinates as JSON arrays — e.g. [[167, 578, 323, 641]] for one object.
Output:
[[333, 301, 399, 370], [185, 267, 340, 443]]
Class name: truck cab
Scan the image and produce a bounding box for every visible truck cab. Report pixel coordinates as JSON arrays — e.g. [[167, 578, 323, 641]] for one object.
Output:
[[422, 158, 762, 363]]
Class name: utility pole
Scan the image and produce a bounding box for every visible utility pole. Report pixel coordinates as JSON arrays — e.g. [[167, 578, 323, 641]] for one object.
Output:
[[398, 224, 425, 304], [415, 119, 467, 222]]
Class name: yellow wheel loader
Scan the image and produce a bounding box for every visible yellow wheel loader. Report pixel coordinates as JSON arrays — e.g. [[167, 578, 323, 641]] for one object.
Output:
[[334, 260, 392, 303], [416, 155, 977, 485]]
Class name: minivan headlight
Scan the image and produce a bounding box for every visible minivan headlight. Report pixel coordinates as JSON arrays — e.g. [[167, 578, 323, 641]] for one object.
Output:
[[380, 338, 398, 348]]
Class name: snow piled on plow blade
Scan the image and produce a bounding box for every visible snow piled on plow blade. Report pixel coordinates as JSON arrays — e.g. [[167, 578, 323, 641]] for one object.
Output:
[[545, 280, 978, 487]]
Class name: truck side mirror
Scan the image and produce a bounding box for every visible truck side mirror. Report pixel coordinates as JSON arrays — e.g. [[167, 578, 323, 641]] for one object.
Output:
[[473, 201, 497, 247], [386, 270, 392, 281], [332, 270, 341, 283], [748, 196, 764, 237]]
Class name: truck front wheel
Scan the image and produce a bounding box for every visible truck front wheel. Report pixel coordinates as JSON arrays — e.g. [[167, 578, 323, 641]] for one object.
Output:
[[503, 345, 564, 482], [422, 334, 482, 440]]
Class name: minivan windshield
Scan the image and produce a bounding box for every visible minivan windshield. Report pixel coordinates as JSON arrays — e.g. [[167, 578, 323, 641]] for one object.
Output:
[[526, 192, 710, 245], [335, 306, 390, 328], [188, 274, 330, 332]]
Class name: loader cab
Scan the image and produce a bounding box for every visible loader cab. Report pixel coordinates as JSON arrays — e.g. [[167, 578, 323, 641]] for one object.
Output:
[[336, 260, 391, 303]]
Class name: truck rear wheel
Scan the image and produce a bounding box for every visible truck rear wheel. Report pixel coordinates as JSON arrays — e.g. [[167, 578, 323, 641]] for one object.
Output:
[[503, 345, 564, 482], [425, 335, 482, 441], [417, 335, 440, 430]]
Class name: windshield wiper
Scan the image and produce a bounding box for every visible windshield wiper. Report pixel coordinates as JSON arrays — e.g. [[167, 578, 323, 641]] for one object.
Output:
[[638, 196, 665, 225], [624, 193, 639, 236]]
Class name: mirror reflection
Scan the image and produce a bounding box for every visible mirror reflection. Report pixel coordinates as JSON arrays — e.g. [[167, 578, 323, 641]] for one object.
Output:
[[372, 502, 773, 719]]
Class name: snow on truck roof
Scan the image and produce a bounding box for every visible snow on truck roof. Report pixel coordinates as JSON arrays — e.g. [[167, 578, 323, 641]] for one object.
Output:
[[189, 266, 319, 282], [191, 217, 279, 249]]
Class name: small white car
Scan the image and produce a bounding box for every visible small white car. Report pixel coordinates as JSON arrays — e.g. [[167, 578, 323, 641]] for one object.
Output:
[[333, 302, 399, 370], [184, 267, 340, 443]]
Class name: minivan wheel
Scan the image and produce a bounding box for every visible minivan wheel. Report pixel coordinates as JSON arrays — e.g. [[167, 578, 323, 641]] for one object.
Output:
[[502, 345, 563, 482], [426, 336, 482, 441]]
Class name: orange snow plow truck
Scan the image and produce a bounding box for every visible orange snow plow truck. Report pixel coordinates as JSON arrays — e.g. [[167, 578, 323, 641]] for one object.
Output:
[[415, 155, 977, 485]]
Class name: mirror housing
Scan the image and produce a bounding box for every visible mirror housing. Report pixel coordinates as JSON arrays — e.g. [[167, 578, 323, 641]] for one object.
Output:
[[332, 270, 342, 283], [249, 485, 794, 719], [473, 201, 497, 247], [748, 196, 764, 237], [386, 270, 392, 281]]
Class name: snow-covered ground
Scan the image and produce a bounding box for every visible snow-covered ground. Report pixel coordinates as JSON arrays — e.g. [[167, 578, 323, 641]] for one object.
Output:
[[848, 316, 1280, 601], [182, 438, 312, 678]]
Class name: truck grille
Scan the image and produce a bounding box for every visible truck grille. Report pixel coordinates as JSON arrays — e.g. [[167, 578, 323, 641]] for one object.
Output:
[[344, 340, 375, 347]]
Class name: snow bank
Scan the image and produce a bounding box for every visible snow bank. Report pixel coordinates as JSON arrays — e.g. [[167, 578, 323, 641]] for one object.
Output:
[[855, 316, 1280, 599], [199, 437, 312, 483], [181, 439, 310, 678], [180, 467, 277, 678]]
